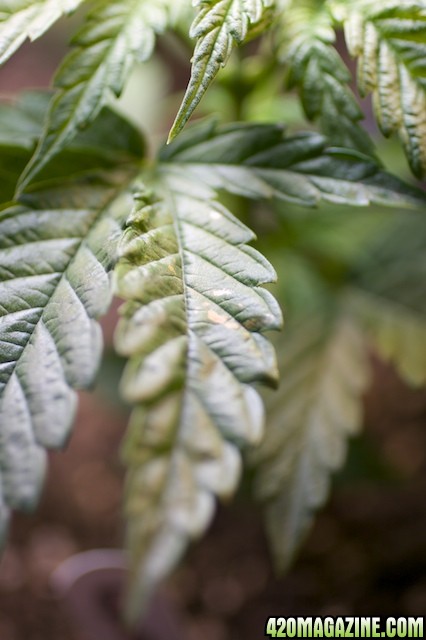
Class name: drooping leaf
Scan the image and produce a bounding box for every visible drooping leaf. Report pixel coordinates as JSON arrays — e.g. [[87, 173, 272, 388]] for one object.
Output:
[[168, 0, 275, 141], [161, 121, 426, 208], [251, 313, 369, 570], [19, 0, 175, 190], [277, 0, 375, 155], [0, 0, 85, 65], [0, 99, 144, 544], [114, 176, 282, 619], [342, 2, 426, 177]]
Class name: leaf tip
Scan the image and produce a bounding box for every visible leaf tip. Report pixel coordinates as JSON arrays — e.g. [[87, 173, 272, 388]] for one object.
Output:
[[166, 129, 177, 145], [167, 114, 186, 144]]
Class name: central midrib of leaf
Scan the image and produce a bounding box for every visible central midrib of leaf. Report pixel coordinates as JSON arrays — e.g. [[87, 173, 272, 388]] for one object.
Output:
[[183, 0, 235, 114], [160, 182, 230, 447], [160, 185, 192, 495]]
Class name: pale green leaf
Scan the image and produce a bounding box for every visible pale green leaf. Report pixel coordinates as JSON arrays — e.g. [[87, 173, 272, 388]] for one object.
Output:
[[19, 0, 172, 190], [251, 314, 369, 570], [161, 121, 426, 208], [0, 0, 85, 65], [114, 178, 282, 619], [0, 100, 143, 544], [168, 0, 275, 141]]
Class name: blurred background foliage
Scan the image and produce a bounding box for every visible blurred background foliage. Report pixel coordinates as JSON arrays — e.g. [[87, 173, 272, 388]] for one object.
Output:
[[0, 8, 425, 640]]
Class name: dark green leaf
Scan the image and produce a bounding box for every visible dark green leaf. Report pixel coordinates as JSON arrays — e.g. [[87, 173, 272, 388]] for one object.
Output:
[[161, 121, 426, 208]]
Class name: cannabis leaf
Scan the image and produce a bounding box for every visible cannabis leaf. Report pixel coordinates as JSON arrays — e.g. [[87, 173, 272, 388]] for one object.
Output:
[[349, 214, 426, 386], [278, 0, 375, 155], [251, 314, 369, 570], [115, 122, 425, 613], [0, 96, 143, 542], [168, 0, 274, 141], [161, 121, 426, 208], [343, 2, 426, 177], [0, 0, 85, 65], [114, 175, 282, 619], [251, 207, 426, 570], [351, 292, 426, 387], [19, 0, 172, 190]]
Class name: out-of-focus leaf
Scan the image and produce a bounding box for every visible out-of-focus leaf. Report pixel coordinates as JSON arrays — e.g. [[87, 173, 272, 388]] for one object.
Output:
[[349, 214, 426, 386], [19, 0, 175, 189], [251, 314, 369, 570], [0, 0, 85, 65], [278, 0, 375, 155]]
